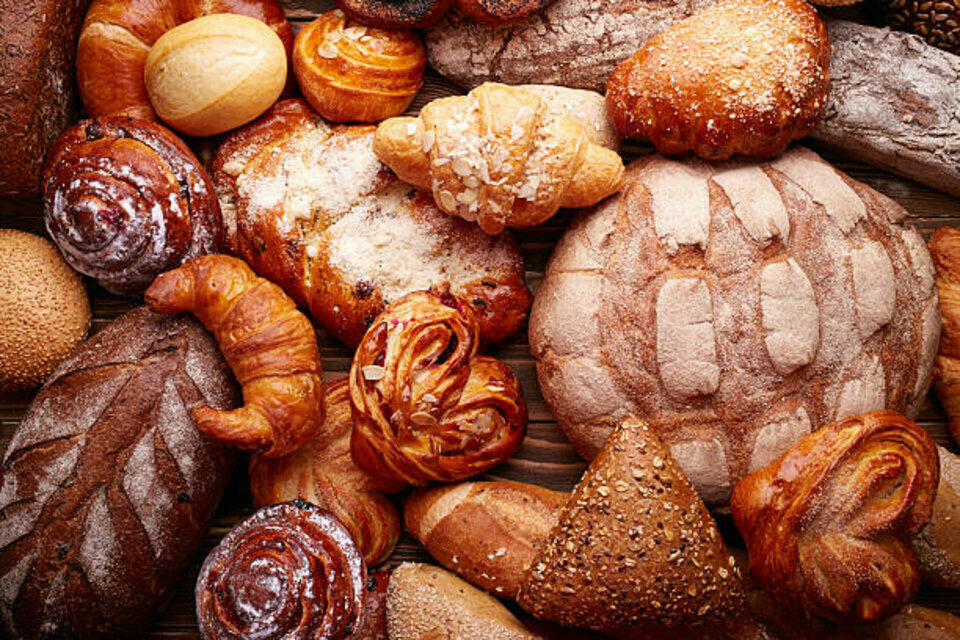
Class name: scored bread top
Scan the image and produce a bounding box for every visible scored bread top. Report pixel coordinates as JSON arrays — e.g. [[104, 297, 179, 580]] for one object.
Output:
[[531, 146, 940, 506], [212, 98, 531, 347]]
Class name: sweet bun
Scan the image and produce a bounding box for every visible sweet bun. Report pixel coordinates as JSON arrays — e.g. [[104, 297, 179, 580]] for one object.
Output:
[[144, 14, 287, 136], [0, 229, 91, 393], [606, 0, 830, 160], [77, 0, 292, 121], [293, 10, 425, 123]]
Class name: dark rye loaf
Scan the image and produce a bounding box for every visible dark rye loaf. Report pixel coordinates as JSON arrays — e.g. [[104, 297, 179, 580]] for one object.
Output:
[[0, 0, 88, 197], [0, 307, 239, 639]]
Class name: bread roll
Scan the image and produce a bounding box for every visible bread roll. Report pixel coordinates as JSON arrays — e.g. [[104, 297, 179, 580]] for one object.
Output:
[[0, 230, 91, 393], [294, 10, 425, 123], [0, 0, 87, 196], [387, 563, 545, 640], [913, 446, 960, 589], [145, 14, 287, 136], [531, 146, 940, 506], [405, 481, 565, 598], [0, 307, 239, 638]]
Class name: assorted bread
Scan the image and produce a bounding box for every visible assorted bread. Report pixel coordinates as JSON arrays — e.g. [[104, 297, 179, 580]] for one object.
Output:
[[531, 146, 940, 505], [349, 291, 527, 491], [0, 230, 90, 393], [145, 255, 324, 459], [42, 117, 224, 295], [210, 98, 532, 347], [0, 307, 239, 638], [5, 0, 960, 635], [293, 10, 426, 123], [606, 0, 831, 160], [374, 82, 625, 234]]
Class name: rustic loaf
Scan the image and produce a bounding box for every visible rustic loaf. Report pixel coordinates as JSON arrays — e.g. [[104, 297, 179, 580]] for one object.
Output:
[[0, 0, 88, 196], [0, 307, 239, 639], [425, 0, 713, 92], [913, 446, 960, 589], [531, 146, 940, 506], [810, 20, 960, 198]]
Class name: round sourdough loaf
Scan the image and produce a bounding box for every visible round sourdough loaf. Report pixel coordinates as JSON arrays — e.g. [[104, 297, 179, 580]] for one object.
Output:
[[530, 146, 940, 505]]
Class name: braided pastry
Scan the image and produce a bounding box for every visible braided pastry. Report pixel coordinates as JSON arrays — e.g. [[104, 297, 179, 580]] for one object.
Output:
[[930, 227, 960, 445], [196, 500, 366, 639], [250, 379, 401, 566], [350, 291, 527, 491], [146, 255, 323, 458], [374, 82, 625, 234], [731, 410, 939, 624], [42, 117, 222, 295], [293, 10, 425, 123]]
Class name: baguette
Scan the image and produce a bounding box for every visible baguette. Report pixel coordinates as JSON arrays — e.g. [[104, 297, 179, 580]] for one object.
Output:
[[405, 481, 566, 598]]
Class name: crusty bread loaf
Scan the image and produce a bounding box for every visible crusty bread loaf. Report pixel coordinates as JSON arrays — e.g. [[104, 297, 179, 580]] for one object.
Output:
[[0, 0, 88, 196], [425, 0, 714, 92], [0, 307, 239, 639], [387, 563, 545, 640], [405, 481, 565, 598], [531, 146, 940, 506], [913, 446, 960, 589]]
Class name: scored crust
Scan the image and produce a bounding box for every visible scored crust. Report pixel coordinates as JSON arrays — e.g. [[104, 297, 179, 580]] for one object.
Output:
[[212, 99, 532, 347], [530, 146, 940, 506]]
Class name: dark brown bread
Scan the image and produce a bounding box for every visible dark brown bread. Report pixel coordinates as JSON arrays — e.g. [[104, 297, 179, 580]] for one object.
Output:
[[0, 0, 88, 196], [0, 307, 239, 639]]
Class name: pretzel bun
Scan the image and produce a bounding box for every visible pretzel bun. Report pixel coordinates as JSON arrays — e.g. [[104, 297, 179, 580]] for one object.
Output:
[[144, 14, 287, 137]]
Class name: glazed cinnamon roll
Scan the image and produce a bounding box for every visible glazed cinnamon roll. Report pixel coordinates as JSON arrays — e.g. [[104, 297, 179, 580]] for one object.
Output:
[[250, 379, 401, 566], [42, 117, 222, 295], [350, 291, 527, 491], [196, 500, 366, 639], [731, 410, 939, 624]]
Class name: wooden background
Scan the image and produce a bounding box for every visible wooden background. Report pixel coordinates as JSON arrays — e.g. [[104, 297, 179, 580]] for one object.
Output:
[[2, 0, 960, 637]]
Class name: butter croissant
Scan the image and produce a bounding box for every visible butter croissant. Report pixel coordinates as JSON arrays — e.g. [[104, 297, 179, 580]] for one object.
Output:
[[146, 255, 323, 458], [731, 410, 939, 625], [930, 226, 960, 445], [374, 82, 625, 234]]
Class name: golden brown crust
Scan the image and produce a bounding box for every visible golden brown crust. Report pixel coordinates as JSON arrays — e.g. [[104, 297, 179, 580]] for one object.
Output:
[[249, 379, 400, 566], [145, 255, 323, 459], [931, 226, 960, 444], [42, 117, 223, 295], [606, 0, 830, 160], [211, 99, 532, 348], [404, 481, 566, 599], [517, 417, 744, 635], [731, 410, 939, 625], [374, 83, 625, 234], [350, 291, 527, 491], [913, 446, 960, 589], [76, 0, 293, 121], [294, 11, 425, 124], [196, 501, 366, 640]]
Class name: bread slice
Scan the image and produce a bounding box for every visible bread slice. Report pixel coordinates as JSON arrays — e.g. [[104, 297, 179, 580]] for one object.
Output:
[[517, 417, 744, 635], [387, 563, 544, 639]]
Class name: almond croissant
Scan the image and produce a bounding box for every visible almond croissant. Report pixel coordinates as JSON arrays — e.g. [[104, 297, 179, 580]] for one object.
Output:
[[374, 82, 625, 235], [146, 255, 323, 458], [731, 410, 939, 625]]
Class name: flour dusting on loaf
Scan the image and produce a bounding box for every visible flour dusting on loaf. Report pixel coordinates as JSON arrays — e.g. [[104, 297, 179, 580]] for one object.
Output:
[[531, 146, 940, 505]]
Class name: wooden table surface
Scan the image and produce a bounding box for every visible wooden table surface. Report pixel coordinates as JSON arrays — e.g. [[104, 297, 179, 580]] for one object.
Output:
[[3, 1, 960, 637]]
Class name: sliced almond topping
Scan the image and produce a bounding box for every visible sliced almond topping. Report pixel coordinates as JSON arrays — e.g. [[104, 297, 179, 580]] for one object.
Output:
[[362, 365, 386, 381], [422, 130, 435, 153], [406, 122, 417, 137], [452, 157, 473, 177], [344, 26, 367, 39], [410, 411, 437, 426], [438, 190, 457, 211], [421, 393, 438, 404], [326, 30, 343, 43], [318, 43, 339, 59], [463, 175, 480, 189], [456, 189, 477, 205]]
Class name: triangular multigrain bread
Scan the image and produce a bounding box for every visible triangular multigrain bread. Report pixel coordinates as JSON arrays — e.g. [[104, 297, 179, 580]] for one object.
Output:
[[517, 417, 744, 636]]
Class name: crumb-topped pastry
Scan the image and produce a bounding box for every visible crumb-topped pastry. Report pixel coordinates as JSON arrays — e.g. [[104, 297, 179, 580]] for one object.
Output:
[[212, 99, 532, 347]]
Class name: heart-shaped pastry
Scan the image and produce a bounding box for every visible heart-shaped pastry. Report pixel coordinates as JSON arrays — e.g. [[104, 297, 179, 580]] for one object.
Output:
[[349, 290, 527, 491]]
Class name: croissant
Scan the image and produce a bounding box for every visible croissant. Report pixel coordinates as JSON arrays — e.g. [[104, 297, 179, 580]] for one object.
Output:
[[250, 379, 401, 566], [42, 117, 223, 295], [731, 410, 939, 625], [374, 82, 625, 234], [350, 291, 527, 491], [145, 255, 323, 458], [196, 500, 366, 639], [930, 227, 960, 445]]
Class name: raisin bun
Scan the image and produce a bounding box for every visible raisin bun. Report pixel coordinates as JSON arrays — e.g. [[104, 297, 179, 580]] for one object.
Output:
[[531, 147, 939, 506], [212, 99, 532, 347]]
